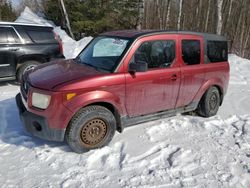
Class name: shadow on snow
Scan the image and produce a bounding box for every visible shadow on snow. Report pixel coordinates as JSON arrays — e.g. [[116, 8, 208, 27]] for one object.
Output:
[[0, 97, 71, 152]]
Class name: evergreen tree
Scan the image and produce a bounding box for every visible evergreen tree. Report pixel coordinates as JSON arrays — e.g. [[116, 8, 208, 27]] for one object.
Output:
[[0, 0, 16, 21], [43, 0, 140, 38]]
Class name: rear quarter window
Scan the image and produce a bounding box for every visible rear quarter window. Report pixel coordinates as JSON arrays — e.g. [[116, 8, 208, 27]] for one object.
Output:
[[25, 26, 55, 43], [182, 40, 201, 65], [207, 41, 228, 62]]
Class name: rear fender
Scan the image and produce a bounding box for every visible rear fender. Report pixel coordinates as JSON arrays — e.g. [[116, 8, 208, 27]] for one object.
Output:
[[193, 79, 224, 104]]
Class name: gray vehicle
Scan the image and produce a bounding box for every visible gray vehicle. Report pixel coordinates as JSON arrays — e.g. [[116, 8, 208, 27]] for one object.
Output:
[[0, 22, 64, 82]]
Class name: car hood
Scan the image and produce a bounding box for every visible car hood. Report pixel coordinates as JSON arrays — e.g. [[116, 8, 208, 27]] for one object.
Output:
[[27, 59, 103, 90]]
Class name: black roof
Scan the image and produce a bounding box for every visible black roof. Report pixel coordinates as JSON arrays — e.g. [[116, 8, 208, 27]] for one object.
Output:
[[101, 30, 227, 41]]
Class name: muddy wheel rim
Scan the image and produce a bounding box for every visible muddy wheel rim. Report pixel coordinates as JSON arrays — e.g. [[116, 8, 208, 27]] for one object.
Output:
[[209, 93, 218, 110], [80, 118, 108, 147]]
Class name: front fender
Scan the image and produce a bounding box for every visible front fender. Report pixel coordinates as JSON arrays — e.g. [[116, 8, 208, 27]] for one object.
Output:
[[63, 90, 124, 116]]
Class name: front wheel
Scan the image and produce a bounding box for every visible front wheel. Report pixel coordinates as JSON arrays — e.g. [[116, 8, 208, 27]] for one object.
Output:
[[66, 105, 116, 153], [197, 87, 221, 117]]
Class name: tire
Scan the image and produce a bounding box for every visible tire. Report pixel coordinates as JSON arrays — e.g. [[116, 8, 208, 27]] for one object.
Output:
[[66, 105, 116, 153], [17, 61, 41, 82], [197, 86, 221, 117]]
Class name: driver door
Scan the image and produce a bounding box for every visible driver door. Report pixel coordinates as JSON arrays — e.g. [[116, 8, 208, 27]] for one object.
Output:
[[125, 35, 181, 117]]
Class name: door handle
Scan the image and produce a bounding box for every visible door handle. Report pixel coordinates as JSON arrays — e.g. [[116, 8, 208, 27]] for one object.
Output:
[[170, 74, 178, 81], [9, 47, 20, 51]]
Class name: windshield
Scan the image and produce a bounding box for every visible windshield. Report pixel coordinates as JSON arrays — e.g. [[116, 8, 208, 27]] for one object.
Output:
[[76, 36, 131, 72]]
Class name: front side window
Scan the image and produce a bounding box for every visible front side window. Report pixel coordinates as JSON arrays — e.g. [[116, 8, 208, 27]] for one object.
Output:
[[207, 41, 228, 62], [77, 36, 130, 72], [182, 40, 201, 65], [133, 40, 176, 69]]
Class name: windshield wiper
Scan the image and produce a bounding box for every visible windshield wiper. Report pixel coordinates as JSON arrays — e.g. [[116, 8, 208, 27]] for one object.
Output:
[[75, 58, 109, 72], [74, 56, 81, 64], [83, 62, 96, 68]]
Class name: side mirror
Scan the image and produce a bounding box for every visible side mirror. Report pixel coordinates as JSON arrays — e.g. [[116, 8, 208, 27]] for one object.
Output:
[[129, 61, 148, 73]]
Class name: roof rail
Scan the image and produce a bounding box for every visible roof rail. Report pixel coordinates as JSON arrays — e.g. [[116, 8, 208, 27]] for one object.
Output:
[[0, 21, 53, 28]]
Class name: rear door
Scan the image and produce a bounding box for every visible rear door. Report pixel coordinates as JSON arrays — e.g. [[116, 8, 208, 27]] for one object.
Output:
[[175, 35, 205, 108], [124, 34, 181, 117], [0, 26, 22, 78]]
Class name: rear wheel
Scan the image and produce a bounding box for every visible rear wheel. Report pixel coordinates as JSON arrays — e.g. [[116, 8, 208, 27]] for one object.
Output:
[[66, 105, 116, 153], [17, 61, 41, 82], [197, 86, 221, 117]]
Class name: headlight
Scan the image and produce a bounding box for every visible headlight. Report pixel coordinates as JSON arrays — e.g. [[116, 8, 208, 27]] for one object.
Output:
[[32, 92, 51, 109]]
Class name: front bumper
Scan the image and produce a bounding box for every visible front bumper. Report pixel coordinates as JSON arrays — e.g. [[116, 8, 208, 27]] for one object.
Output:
[[15, 93, 65, 142]]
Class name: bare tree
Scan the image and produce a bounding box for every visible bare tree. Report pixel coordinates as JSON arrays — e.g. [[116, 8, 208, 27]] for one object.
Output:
[[216, 0, 223, 35], [177, 0, 183, 30], [204, 0, 211, 32], [137, 0, 144, 30], [156, 0, 163, 29], [225, 0, 233, 29], [165, 0, 171, 29]]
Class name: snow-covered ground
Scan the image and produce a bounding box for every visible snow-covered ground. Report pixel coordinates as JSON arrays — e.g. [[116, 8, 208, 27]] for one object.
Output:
[[0, 55, 250, 188]]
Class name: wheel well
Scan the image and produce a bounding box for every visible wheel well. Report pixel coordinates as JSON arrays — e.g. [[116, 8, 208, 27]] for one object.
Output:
[[17, 56, 47, 70], [86, 102, 122, 132]]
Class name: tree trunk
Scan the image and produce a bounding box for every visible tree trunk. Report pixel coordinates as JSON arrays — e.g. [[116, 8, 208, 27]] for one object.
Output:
[[156, 0, 163, 29], [165, 0, 171, 29], [177, 0, 183, 30], [137, 0, 144, 30], [59, 0, 74, 39], [216, 0, 223, 35], [197, 0, 203, 30], [205, 0, 211, 32], [242, 26, 250, 57], [225, 0, 233, 31]]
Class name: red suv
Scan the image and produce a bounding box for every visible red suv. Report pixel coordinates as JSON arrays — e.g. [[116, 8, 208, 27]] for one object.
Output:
[[16, 30, 229, 153]]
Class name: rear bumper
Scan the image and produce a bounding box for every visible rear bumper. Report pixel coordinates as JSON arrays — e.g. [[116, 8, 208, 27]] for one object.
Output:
[[15, 93, 65, 142]]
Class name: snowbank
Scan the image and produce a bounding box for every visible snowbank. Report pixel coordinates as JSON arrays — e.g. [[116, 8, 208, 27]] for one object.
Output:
[[15, 7, 92, 59], [0, 55, 250, 187]]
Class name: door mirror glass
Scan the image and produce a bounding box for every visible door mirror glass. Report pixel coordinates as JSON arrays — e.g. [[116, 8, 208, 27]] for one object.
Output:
[[129, 61, 148, 73]]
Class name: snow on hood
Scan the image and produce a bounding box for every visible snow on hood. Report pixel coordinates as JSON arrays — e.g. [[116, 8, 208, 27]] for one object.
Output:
[[15, 7, 93, 59]]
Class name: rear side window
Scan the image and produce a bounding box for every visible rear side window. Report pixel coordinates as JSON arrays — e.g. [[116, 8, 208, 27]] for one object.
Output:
[[134, 40, 176, 69], [25, 27, 55, 43], [0, 27, 8, 43], [182, 40, 201, 65], [207, 41, 228, 62]]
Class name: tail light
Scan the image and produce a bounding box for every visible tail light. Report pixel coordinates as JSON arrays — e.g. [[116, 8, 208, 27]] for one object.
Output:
[[53, 31, 63, 55]]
